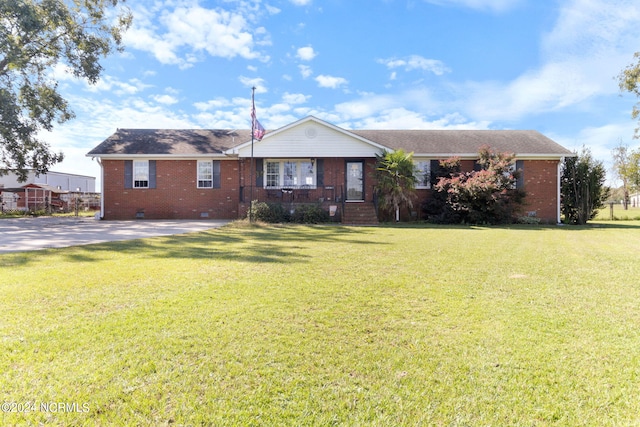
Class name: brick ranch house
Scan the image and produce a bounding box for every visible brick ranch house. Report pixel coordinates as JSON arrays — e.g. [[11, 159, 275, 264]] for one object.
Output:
[[87, 116, 573, 224]]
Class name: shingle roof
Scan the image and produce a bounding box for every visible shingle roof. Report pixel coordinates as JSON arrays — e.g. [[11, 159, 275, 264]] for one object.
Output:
[[88, 127, 572, 157], [351, 129, 573, 156], [87, 129, 252, 156]]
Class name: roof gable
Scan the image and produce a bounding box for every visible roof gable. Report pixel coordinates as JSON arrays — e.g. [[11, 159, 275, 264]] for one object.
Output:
[[227, 116, 390, 158]]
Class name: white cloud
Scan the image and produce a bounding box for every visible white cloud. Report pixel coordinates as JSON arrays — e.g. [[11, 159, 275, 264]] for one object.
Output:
[[299, 65, 313, 79], [124, 4, 267, 68], [290, 0, 312, 5], [267, 103, 293, 115], [542, 0, 640, 61], [349, 110, 490, 130], [335, 96, 395, 120], [296, 46, 317, 61], [458, 0, 640, 123], [422, 0, 523, 13], [315, 75, 348, 89], [193, 98, 232, 112], [151, 94, 179, 105], [334, 87, 443, 120], [42, 95, 201, 185], [124, 24, 185, 67], [464, 60, 602, 121], [51, 65, 153, 95], [282, 92, 311, 105], [552, 120, 639, 185], [193, 110, 250, 130], [239, 76, 268, 93], [320, 86, 492, 130], [379, 55, 451, 76], [164, 6, 259, 58]]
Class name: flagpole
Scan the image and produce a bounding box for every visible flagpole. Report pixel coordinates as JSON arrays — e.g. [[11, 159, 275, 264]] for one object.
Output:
[[249, 87, 255, 222]]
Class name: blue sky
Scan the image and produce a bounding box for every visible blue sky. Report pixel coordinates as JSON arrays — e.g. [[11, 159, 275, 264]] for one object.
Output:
[[46, 0, 640, 186]]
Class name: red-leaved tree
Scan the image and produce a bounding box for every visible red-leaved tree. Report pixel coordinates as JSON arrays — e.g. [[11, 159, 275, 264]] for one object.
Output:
[[427, 146, 526, 224]]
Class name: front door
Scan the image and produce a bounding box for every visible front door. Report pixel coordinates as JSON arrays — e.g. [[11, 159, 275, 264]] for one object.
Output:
[[346, 161, 364, 201]]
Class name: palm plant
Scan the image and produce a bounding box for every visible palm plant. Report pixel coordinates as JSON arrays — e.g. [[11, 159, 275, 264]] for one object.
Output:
[[375, 149, 417, 222]]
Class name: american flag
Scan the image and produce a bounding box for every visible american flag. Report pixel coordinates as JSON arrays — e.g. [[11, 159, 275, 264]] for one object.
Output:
[[251, 101, 265, 141]]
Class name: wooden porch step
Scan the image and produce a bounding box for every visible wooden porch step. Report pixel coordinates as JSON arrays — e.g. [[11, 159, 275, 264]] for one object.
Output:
[[342, 202, 379, 225]]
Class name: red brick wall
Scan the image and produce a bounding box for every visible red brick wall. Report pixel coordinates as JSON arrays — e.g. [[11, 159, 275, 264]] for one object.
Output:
[[101, 157, 559, 223], [520, 159, 559, 223], [411, 159, 559, 223], [101, 159, 239, 220]]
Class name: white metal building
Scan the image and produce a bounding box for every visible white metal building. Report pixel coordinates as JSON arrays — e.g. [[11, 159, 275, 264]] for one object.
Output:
[[0, 170, 96, 192]]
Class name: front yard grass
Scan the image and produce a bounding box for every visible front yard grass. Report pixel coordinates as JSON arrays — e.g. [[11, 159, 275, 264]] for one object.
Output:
[[1, 221, 640, 425], [594, 205, 640, 221]]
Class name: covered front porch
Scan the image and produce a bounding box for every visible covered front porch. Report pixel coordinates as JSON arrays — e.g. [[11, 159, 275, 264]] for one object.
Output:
[[237, 183, 379, 225], [226, 116, 389, 224]]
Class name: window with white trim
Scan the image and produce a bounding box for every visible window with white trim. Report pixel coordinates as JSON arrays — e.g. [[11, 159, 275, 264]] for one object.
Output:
[[414, 160, 431, 189], [197, 160, 213, 188], [133, 160, 149, 188], [264, 160, 316, 188], [266, 161, 280, 187]]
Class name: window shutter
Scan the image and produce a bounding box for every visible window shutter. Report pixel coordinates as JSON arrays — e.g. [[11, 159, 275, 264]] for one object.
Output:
[[149, 160, 156, 189], [316, 159, 324, 186], [213, 160, 221, 189], [124, 160, 132, 189], [516, 160, 524, 189], [255, 159, 263, 187], [430, 160, 440, 186]]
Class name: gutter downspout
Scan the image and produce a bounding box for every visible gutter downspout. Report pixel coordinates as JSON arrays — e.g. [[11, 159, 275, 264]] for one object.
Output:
[[557, 157, 564, 224], [95, 157, 104, 219]]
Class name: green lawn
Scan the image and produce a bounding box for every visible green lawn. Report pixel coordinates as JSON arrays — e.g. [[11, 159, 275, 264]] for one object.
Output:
[[594, 205, 640, 221], [2, 221, 640, 426]]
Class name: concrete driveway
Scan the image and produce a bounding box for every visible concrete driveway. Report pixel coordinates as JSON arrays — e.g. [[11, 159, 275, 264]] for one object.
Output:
[[0, 216, 231, 253]]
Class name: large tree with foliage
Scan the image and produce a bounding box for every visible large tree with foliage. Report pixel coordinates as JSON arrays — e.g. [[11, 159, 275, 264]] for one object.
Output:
[[426, 146, 526, 224], [374, 149, 417, 222], [611, 142, 640, 209], [561, 147, 610, 225], [618, 52, 640, 135], [0, 0, 132, 181]]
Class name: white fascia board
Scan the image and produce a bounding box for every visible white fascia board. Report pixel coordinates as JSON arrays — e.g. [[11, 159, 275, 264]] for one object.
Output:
[[86, 154, 231, 160], [412, 153, 569, 160], [508, 154, 570, 160]]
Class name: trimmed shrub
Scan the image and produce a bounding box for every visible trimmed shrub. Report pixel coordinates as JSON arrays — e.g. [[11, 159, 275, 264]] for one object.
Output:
[[249, 201, 290, 223], [517, 216, 541, 225], [290, 204, 330, 223], [249, 201, 330, 224]]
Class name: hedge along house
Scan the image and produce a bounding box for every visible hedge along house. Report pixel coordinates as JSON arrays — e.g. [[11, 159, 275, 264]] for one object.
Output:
[[87, 116, 573, 223]]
